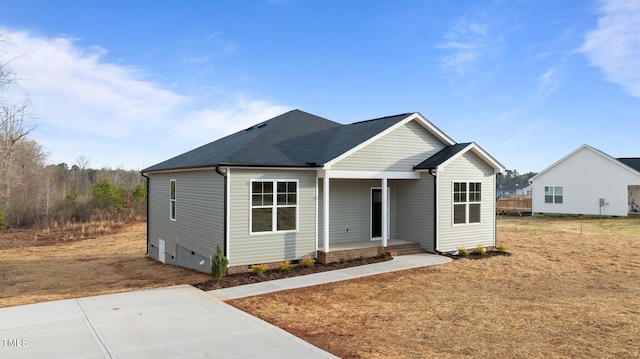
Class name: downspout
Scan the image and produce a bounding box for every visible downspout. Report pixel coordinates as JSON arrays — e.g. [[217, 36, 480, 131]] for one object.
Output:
[[429, 169, 443, 254], [215, 166, 228, 257], [141, 172, 150, 255]]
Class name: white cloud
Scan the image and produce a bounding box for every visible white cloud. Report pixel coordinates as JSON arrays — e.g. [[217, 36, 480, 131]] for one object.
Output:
[[537, 67, 560, 97], [1, 29, 290, 169], [180, 96, 291, 142], [437, 14, 495, 75], [580, 0, 640, 97]]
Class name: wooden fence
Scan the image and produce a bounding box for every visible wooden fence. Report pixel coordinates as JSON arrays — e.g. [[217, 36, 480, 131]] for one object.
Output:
[[496, 196, 532, 216]]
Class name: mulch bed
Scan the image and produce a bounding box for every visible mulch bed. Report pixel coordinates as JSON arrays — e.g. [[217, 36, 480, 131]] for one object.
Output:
[[193, 251, 510, 291], [193, 255, 393, 291], [445, 250, 512, 260]]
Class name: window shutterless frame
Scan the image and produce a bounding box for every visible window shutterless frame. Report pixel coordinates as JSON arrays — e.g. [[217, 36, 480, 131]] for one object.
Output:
[[250, 179, 298, 234], [170, 179, 176, 221], [452, 181, 481, 225]]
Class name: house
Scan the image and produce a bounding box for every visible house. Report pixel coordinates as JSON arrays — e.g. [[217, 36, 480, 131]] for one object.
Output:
[[141, 110, 505, 272], [496, 182, 532, 199], [530, 144, 640, 216]]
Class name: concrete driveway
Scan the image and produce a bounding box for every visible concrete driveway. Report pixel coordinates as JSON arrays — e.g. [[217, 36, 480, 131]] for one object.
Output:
[[0, 253, 452, 358], [0, 285, 336, 358]]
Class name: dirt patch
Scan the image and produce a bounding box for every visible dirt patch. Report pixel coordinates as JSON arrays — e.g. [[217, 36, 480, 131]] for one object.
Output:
[[0, 222, 126, 250], [229, 216, 640, 359], [0, 222, 210, 308]]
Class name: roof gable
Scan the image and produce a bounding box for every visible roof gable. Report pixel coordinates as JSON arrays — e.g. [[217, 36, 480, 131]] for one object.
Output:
[[531, 144, 640, 181], [414, 142, 505, 172], [322, 112, 456, 168]]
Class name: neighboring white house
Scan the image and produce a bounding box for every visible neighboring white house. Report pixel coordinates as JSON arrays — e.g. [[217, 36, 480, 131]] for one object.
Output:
[[530, 144, 640, 216]]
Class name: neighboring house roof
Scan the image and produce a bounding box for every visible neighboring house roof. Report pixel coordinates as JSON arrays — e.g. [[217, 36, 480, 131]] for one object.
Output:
[[617, 158, 640, 173], [530, 144, 640, 181], [143, 110, 434, 172], [413, 142, 505, 172]]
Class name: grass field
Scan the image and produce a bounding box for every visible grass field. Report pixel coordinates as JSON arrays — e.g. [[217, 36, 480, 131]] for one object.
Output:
[[1, 217, 638, 358], [230, 216, 640, 358]]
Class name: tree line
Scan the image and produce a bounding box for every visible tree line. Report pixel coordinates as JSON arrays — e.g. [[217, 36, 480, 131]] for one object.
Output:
[[0, 149, 146, 229], [1, 33, 146, 229]]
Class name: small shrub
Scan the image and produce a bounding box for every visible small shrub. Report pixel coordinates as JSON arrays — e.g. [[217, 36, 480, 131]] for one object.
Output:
[[457, 247, 468, 256], [495, 243, 507, 252], [211, 242, 228, 282], [377, 246, 387, 258], [301, 255, 315, 268], [474, 245, 487, 255], [359, 253, 366, 262], [251, 264, 268, 276], [279, 260, 291, 272], [339, 257, 347, 264]]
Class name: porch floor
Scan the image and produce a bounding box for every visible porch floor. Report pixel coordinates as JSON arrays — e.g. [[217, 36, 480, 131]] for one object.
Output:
[[317, 239, 425, 264], [327, 239, 416, 251]]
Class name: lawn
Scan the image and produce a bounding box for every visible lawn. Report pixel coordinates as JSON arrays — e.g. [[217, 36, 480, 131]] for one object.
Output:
[[1, 217, 638, 358], [229, 216, 640, 358]]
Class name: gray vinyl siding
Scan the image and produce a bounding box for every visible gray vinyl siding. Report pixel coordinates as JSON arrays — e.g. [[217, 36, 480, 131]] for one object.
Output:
[[318, 179, 397, 246], [227, 168, 317, 266], [436, 151, 497, 252], [147, 170, 224, 270], [395, 174, 436, 252], [332, 120, 445, 171]]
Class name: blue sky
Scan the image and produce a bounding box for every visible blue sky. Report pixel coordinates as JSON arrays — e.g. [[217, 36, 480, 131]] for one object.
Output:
[[1, 0, 638, 172]]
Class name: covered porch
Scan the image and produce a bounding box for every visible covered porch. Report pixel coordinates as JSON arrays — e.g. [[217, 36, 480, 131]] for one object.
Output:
[[316, 169, 427, 263], [629, 185, 640, 214]]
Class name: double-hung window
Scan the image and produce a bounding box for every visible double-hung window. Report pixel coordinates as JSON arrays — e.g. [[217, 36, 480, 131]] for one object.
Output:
[[251, 180, 297, 233], [544, 186, 563, 204], [453, 182, 481, 224], [170, 179, 176, 221]]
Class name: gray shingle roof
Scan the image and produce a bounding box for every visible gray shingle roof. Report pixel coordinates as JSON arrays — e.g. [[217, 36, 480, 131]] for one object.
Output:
[[142, 110, 413, 172], [617, 158, 640, 173], [413, 143, 472, 170]]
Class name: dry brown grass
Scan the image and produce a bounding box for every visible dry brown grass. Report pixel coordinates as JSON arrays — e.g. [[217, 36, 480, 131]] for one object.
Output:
[[0, 222, 210, 308], [230, 216, 640, 358]]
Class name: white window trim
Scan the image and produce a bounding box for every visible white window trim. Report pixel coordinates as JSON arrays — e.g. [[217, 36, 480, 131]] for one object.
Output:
[[170, 179, 176, 221], [249, 179, 299, 234], [544, 185, 564, 204], [452, 181, 482, 226]]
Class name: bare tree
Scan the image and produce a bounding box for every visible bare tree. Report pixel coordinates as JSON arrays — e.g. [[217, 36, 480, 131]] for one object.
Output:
[[0, 32, 39, 225]]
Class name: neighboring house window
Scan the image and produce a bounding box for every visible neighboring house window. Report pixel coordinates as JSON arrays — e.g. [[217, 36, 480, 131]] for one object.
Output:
[[544, 186, 563, 204], [170, 179, 176, 221], [251, 180, 297, 233], [453, 182, 481, 224]]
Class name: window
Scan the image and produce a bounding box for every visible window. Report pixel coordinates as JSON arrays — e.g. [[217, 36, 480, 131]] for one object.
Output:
[[544, 186, 563, 204], [170, 179, 176, 221], [453, 182, 481, 224], [251, 180, 297, 233]]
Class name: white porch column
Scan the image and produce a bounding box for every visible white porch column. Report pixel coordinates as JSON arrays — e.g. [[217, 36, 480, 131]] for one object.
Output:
[[381, 177, 388, 247], [323, 175, 330, 252]]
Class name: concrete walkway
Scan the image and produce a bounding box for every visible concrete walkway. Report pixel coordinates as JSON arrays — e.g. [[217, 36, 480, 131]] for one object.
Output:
[[210, 253, 452, 300], [0, 253, 450, 358]]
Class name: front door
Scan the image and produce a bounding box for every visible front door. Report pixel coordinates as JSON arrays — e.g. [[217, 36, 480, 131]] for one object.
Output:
[[371, 189, 382, 238], [371, 188, 390, 240]]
